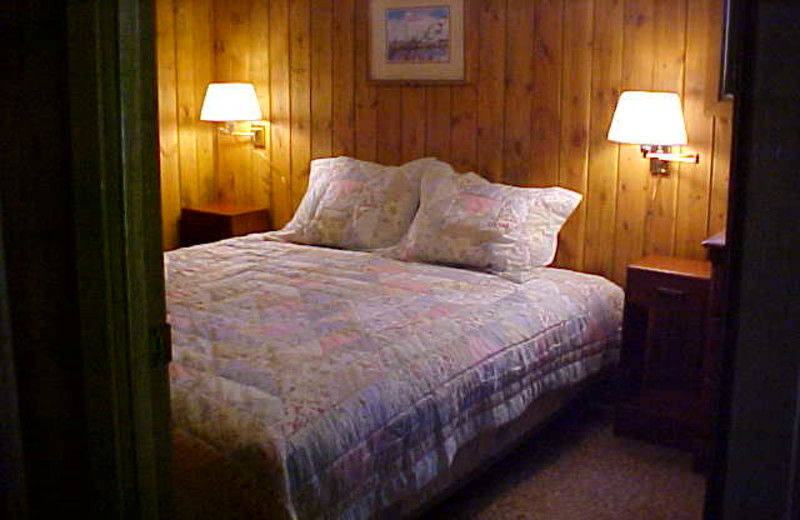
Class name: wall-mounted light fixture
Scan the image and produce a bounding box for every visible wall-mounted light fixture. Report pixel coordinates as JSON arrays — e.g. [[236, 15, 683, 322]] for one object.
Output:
[[200, 82, 266, 149], [607, 91, 699, 175]]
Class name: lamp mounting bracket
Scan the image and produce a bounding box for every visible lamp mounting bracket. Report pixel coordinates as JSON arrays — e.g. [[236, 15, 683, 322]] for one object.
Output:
[[639, 144, 700, 176]]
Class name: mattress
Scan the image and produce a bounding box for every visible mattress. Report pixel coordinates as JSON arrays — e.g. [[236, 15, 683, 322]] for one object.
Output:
[[166, 235, 623, 519]]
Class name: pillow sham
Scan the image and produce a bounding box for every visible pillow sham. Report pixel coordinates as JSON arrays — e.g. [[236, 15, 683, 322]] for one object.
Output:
[[267, 156, 441, 250], [267, 156, 339, 240], [387, 165, 582, 283]]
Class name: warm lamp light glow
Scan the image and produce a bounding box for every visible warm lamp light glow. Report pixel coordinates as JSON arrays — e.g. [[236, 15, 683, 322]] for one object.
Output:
[[200, 82, 263, 122], [199, 82, 266, 149], [607, 91, 698, 176], [607, 91, 688, 146]]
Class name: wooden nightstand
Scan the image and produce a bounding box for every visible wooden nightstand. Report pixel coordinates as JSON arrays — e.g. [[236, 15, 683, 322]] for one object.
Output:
[[180, 202, 270, 247], [614, 255, 712, 451]]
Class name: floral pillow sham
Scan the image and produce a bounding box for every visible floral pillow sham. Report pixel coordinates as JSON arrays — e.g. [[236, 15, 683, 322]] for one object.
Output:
[[267, 156, 443, 250], [385, 165, 582, 283]]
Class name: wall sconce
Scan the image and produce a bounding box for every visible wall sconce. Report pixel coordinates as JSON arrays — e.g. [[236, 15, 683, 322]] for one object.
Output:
[[200, 82, 266, 149], [607, 91, 699, 175]]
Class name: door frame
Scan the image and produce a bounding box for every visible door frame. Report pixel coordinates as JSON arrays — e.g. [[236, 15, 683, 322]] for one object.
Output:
[[704, 1, 800, 518], [1, 0, 170, 517], [67, 0, 171, 516]]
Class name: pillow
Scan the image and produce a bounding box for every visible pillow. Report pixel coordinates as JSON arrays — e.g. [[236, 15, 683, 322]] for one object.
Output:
[[267, 156, 442, 250], [267, 156, 339, 240], [387, 165, 582, 282]]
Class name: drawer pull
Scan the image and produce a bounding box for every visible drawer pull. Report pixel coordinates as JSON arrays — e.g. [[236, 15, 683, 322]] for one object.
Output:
[[656, 286, 685, 298]]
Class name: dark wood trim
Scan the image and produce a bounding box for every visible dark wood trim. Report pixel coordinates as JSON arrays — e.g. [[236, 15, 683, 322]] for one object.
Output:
[[118, 0, 173, 516], [2, 0, 169, 515], [704, 1, 800, 518], [2, 1, 88, 515], [0, 200, 28, 519], [67, 0, 170, 517]]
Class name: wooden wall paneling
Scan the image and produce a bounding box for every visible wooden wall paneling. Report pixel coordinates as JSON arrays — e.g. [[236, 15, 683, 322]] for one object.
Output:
[[214, 0, 254, 205], [269, 0, 293, 227], [401, 88, 427, 162], [193, 0, 217, 205], [331, 0, 356, 157], [376, 86, 404, 165], [310, 0, 333, 161], [290, 0, 312, 210], [583, 0, 623, 277], [250, 0, 272, 213], [529, 0, 563, 187], [214, 0, 250, 79], [174, 0, 204, 209], [476, 0, 506, 182], [425, 87, 452, 163], [502, 0, 535, 186], [155, 0, 731, 286], [709, 113, 731, 234], [449, 0, 480, 174], [642, 0, 687, 257], [675, 0, 714, 259], [156, 0, 182, 250], [612, 0, 656, 284], [555, 0, 593, 271], [354, 0, 377, 162], [705, 0, 731, 235]]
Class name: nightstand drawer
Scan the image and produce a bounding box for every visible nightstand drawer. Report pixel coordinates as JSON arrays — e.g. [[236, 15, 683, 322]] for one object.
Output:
[[626, 268, 710, 311]]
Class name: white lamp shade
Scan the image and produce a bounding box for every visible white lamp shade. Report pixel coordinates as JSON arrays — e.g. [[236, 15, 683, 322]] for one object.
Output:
[[199, 82, 263, 122], [607, 91, 688, 146]]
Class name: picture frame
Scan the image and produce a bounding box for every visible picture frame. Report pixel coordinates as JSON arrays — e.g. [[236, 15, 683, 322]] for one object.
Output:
[[369, 0, 466, 84], [719, 0, 741, 99], [704, 0, 736, 115]]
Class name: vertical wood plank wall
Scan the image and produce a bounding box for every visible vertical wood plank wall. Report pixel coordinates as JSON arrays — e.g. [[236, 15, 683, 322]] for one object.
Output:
[[156, 0, 732, 287]]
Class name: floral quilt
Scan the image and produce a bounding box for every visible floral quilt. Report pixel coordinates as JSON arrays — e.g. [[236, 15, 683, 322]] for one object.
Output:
[[166, 235, 623, 519]]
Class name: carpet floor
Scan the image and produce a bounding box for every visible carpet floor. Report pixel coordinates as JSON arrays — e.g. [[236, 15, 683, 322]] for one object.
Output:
[[419, 404, 707, 520]]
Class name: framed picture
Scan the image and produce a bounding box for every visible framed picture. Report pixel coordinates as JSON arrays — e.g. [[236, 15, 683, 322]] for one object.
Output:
[[719, 0, 741, 99], [369, 0, 466, 84], [704, 0, 736, 114]]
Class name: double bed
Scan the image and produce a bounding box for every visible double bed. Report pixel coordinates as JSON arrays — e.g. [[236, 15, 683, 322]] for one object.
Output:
[[166, 157, 623, 519]]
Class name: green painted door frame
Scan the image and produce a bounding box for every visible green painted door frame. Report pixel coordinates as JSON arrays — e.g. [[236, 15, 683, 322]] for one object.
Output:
[[67, 0, 171, 517], [1, 0, 170, 517]]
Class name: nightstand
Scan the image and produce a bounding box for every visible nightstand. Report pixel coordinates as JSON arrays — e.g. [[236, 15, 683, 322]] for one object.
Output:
[[614, 255, 712, 451], [180, 202, 270, 247]]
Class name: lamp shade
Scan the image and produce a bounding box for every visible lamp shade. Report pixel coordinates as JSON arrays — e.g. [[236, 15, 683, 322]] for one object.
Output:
[[607, 91, 688, 146], [199, 82, 263, 122]]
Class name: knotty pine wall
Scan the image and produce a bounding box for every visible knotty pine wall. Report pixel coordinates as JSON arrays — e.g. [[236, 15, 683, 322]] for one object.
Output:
[[156, 0, 732, 286]]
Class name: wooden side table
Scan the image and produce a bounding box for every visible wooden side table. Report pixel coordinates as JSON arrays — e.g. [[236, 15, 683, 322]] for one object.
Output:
[[179, 202, 270, 247], [614, 255, 712, 451]]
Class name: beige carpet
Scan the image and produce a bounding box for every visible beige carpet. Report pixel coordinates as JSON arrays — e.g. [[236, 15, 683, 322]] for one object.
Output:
[[420, 404, 707, 520]]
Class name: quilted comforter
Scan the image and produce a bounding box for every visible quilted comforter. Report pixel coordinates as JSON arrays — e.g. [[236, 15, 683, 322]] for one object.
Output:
[[166, 235, 623, 519]]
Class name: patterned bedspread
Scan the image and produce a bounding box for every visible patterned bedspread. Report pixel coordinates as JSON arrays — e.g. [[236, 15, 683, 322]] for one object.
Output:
[[166, 235, 623, 519]]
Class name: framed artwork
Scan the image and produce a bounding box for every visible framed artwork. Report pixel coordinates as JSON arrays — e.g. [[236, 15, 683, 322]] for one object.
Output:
[[719, 0, 741, 99], [369, 0, 466, 84], [704, 0, 736, 114]]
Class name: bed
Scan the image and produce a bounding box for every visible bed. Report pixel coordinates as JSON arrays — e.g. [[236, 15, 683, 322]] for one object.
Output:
[[166, 157, 623, 519]]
